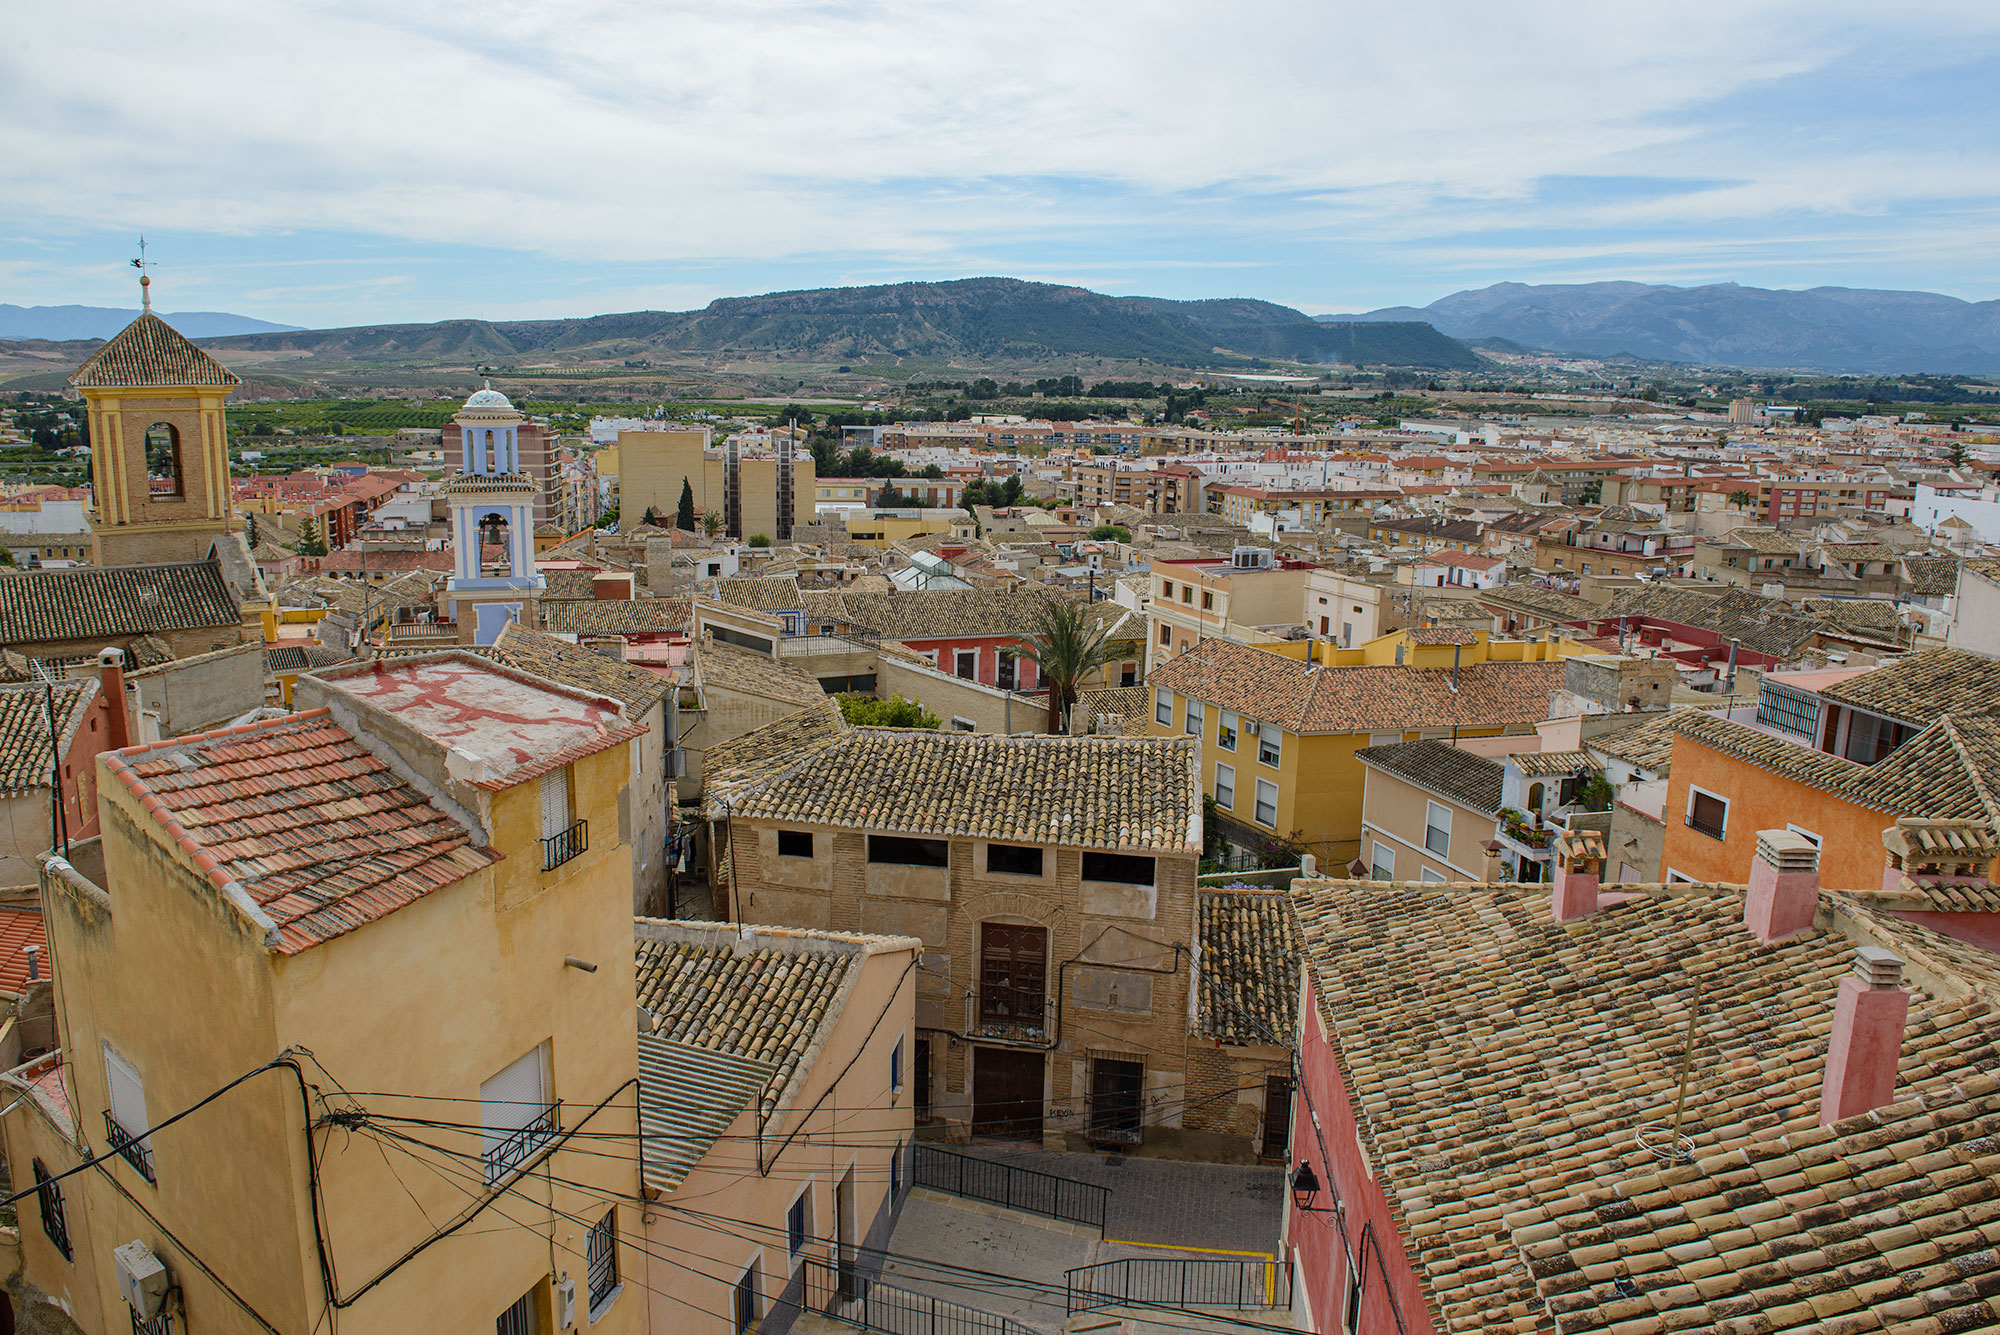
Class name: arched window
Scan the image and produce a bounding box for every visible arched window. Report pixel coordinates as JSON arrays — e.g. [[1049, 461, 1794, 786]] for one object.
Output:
[[144, 422, 184, 499]]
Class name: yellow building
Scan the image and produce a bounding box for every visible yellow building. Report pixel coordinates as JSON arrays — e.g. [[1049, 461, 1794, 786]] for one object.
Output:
[[1147, 636, 1568, 867], [615, 428, 816, 541], [10, 653, 647, 1335], [839, 508, 974, 549]]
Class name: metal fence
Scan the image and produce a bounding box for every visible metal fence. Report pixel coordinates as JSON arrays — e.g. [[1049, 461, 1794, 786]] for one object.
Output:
[[1065, 1257, 1292, 1314], [794, 1257, 1036, 1335], [912, 1144, 1108, 1233]]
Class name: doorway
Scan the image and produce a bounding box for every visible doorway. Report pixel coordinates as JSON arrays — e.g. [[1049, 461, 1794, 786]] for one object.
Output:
[[835, 1165, 859, 1299], [971, 1047, 1044, 1140], [1262, 1074, 1294, 1159], [1088, 1058, 1144, 1146]]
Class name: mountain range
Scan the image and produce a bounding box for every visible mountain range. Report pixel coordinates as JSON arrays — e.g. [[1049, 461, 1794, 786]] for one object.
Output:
[[1318, 281, 2000, 374], [0, 304, 300, 341], [184, 279, 1479, 371]]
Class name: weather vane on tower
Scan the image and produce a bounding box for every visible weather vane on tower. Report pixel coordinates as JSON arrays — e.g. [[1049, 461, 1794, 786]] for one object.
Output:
[[131, 236, 152, 312]]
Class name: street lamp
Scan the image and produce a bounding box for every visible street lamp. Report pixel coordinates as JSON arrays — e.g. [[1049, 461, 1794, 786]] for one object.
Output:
[[1291, 1160, 1331, 1213]]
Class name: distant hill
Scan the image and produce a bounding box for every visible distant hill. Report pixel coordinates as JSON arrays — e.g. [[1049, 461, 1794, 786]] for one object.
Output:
[[1317, 281, 2000, 373], [0, 304, 301, 341], [200, 278, 1482, 370]]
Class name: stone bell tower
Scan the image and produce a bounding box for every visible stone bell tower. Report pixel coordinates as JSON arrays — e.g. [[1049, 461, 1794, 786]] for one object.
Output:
[[69, 268, 241, 567]]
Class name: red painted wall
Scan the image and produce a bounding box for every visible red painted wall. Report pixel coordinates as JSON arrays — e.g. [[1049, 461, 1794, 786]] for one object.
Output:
[[898, 634, 1040, 692], [1288, 974, 1436, 1335]]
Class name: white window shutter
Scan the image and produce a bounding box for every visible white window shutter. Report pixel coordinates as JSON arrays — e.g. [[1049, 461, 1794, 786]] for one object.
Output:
[[541, 769, 571, 840], [482, 1046, 549, 1139], [105, 1046, 148, 1139]]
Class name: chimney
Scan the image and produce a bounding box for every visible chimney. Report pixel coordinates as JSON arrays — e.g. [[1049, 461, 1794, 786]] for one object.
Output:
[[1724, 637, 1740, 691], [97, 647, 131, 751], [1819, 947, 1910, 1127], [1745, 829, 1820, 943], [1550, 829, 1604, 922]]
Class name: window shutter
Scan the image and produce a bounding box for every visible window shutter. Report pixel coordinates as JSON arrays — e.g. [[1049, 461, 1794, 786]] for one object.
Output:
[[541, 769, 572, 840], [482, 1046, 550, 1140], [105, 1046, 148, 1139]]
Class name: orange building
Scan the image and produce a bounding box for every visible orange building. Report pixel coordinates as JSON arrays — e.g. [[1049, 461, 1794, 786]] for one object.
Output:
[[1661, 710, 2000, 890]]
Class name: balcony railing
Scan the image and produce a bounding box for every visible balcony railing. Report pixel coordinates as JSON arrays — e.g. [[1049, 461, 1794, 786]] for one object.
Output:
[[913, 1145, 1108, 1232], [484, 1103, 560, 1183], [542, 820, 587, 871], [1066, 1257, 1292, 1315], [104, 1112, 155, 1183]]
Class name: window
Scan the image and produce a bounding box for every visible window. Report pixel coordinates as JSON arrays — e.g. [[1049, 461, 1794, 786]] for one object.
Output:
[[980, 923, 1048, 1026], [1343, 1253, 1364, 1334], [1181, 586, 1193, 603], [104, 1044, 153, 1182], [1370, 841, 1395, 881], [143, 422, 184, 499], [1686, 787, 1728, 840], [891, 1139, 904, 1196], [1155, 687, 1173, 725], [734, 1262, 760, 1333], [541, 767, 584, 870], [951, 716, 977, 732], [1201, 591, 1213, 611], [481, 1044, 556, 1183], [1425, 801, 1451, 856], [777, 830, 813, 859], [788, 1186, 812, 1258], [586, 1207, 620, 1313], [1161, 580, 1174, 599], [996, 651, 1017, 690], [33, 1159, 70, 1261], [1119, 662, 1136, 687], [1420, 867, 1448, 883], [1217, 711, 1238, 751], [1158, 623, 1171, 646], [868, 835, 949, 867], [1185, 697, 1204, 736], [986, 843, 1044, 877], [954, 649, 977, 680], [1257, 725, 1281, 768], [891, 1034, 905, 1096], [1253, 779, 1278, 829], [1082, 851, 1156, 885], [1214, 762, 1235, 810], [498, 1289, 536, 1335]]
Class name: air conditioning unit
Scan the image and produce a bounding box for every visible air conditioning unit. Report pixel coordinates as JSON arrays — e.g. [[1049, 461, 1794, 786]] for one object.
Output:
[[114, 1240, 170, 1318]]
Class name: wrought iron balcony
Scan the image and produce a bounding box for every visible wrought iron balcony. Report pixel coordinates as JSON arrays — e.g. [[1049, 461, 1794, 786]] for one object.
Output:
[[542, 819, 587, 871], [104, 1112, 155, 1183], [484, 1102, 560, 1184]]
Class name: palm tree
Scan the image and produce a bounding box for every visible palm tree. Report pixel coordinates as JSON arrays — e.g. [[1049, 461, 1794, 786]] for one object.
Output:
[[1728, 489, 1756, 512], [701, 510, 723, 539], [1019, 598, 1120, 734]]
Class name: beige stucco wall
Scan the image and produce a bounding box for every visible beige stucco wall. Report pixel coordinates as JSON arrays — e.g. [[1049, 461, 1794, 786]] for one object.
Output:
[[874, 658, 1051, 734], [640, 935, 918, 1335], [1358, 766, 1497, 883], [617, 432, 815, 539]]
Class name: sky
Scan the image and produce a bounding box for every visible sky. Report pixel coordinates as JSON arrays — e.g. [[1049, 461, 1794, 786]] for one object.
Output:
[[5, 0, 1999, 330]]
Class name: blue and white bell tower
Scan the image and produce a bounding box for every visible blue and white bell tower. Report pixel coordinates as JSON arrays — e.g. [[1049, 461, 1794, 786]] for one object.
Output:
[[445, 383, 544, 645]]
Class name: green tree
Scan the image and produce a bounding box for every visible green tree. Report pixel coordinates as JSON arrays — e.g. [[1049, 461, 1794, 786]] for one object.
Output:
[[1018, 597, 1120, 733], [1088, 524, 1132, 542], [747, 533, 771, 548], [1728, 489, 1757, 512], [294, 517, 328, 557], [701, 511, 722, 539], [675, 477, 697, 531], [837, 693, 941, 729], [876, 484, 908, 509], [1000, 475, 1024, 506]]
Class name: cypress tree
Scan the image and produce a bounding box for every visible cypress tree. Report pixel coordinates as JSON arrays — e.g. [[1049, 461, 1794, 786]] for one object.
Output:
[[675, 477, 697, 531]]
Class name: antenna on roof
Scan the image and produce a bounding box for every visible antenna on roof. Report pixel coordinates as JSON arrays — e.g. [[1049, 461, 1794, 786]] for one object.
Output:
[[131, 236, 153, 312], [1636, 980, 1703, 1165]]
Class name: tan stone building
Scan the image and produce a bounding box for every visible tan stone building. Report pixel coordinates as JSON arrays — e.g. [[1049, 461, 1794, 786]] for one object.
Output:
[[1354, 739, 1507, 883], [69, 311, 243, 568], [615, 429, 816, 540], [701, 699, 1214, 1153]]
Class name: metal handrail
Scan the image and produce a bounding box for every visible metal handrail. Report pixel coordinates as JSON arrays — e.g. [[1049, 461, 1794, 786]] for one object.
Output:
[[543, 819, 588, 871], [1065, 1257, 1292, 1314], [484, 1102, 560, 1183], [793, 1255, 1035, 1335], [912, 1145, 1108, 1233]]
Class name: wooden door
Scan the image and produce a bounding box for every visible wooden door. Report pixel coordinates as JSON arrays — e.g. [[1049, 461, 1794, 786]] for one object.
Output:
[[1088, 1059, 1144, 1145], [971, 1047, 1044, 1140], [1262, 1074, 1294, 1159], [979, 923, 1048, 1028]]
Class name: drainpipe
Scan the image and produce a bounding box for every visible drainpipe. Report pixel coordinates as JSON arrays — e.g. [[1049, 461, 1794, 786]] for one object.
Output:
[[1450, 642, 1461, 692]]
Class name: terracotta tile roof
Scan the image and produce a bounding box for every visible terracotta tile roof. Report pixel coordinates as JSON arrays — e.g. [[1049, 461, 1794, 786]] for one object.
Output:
[[0, 680, 94, 797], [1671, 709, 2000, 831], [694, 634, 825, 708], [66, 312, 239, 390], [1478, 585, 1597, 623], [1290, 876, 2000, 1333], [1584, 709, 1690, 774], [489, 622, 668, 716], [1508, 748, 1593, 777], [1604, 585, 1845, 659], [0, 561, 241, 645], [834, 587, 1087, 641], [1194, 889, 1297, 1046], [703, 698, 1200, 853], [102, 711, 497, 954], [1899, 555, 1961, 596], [702, 576, 804, 612], [1153, 638, 1564, 735], [633, 919, 917, 1121], [636, 1034, 773, 1194], [1711, 525, 1805, 554], [1796, 596, 1906, 636], [1403, 627, 1480, 645], [540, 597, 689, 637], [1817, 647, 2000, 726], [1356, 739, 1503, 814], [0, 904, 48, 994]]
